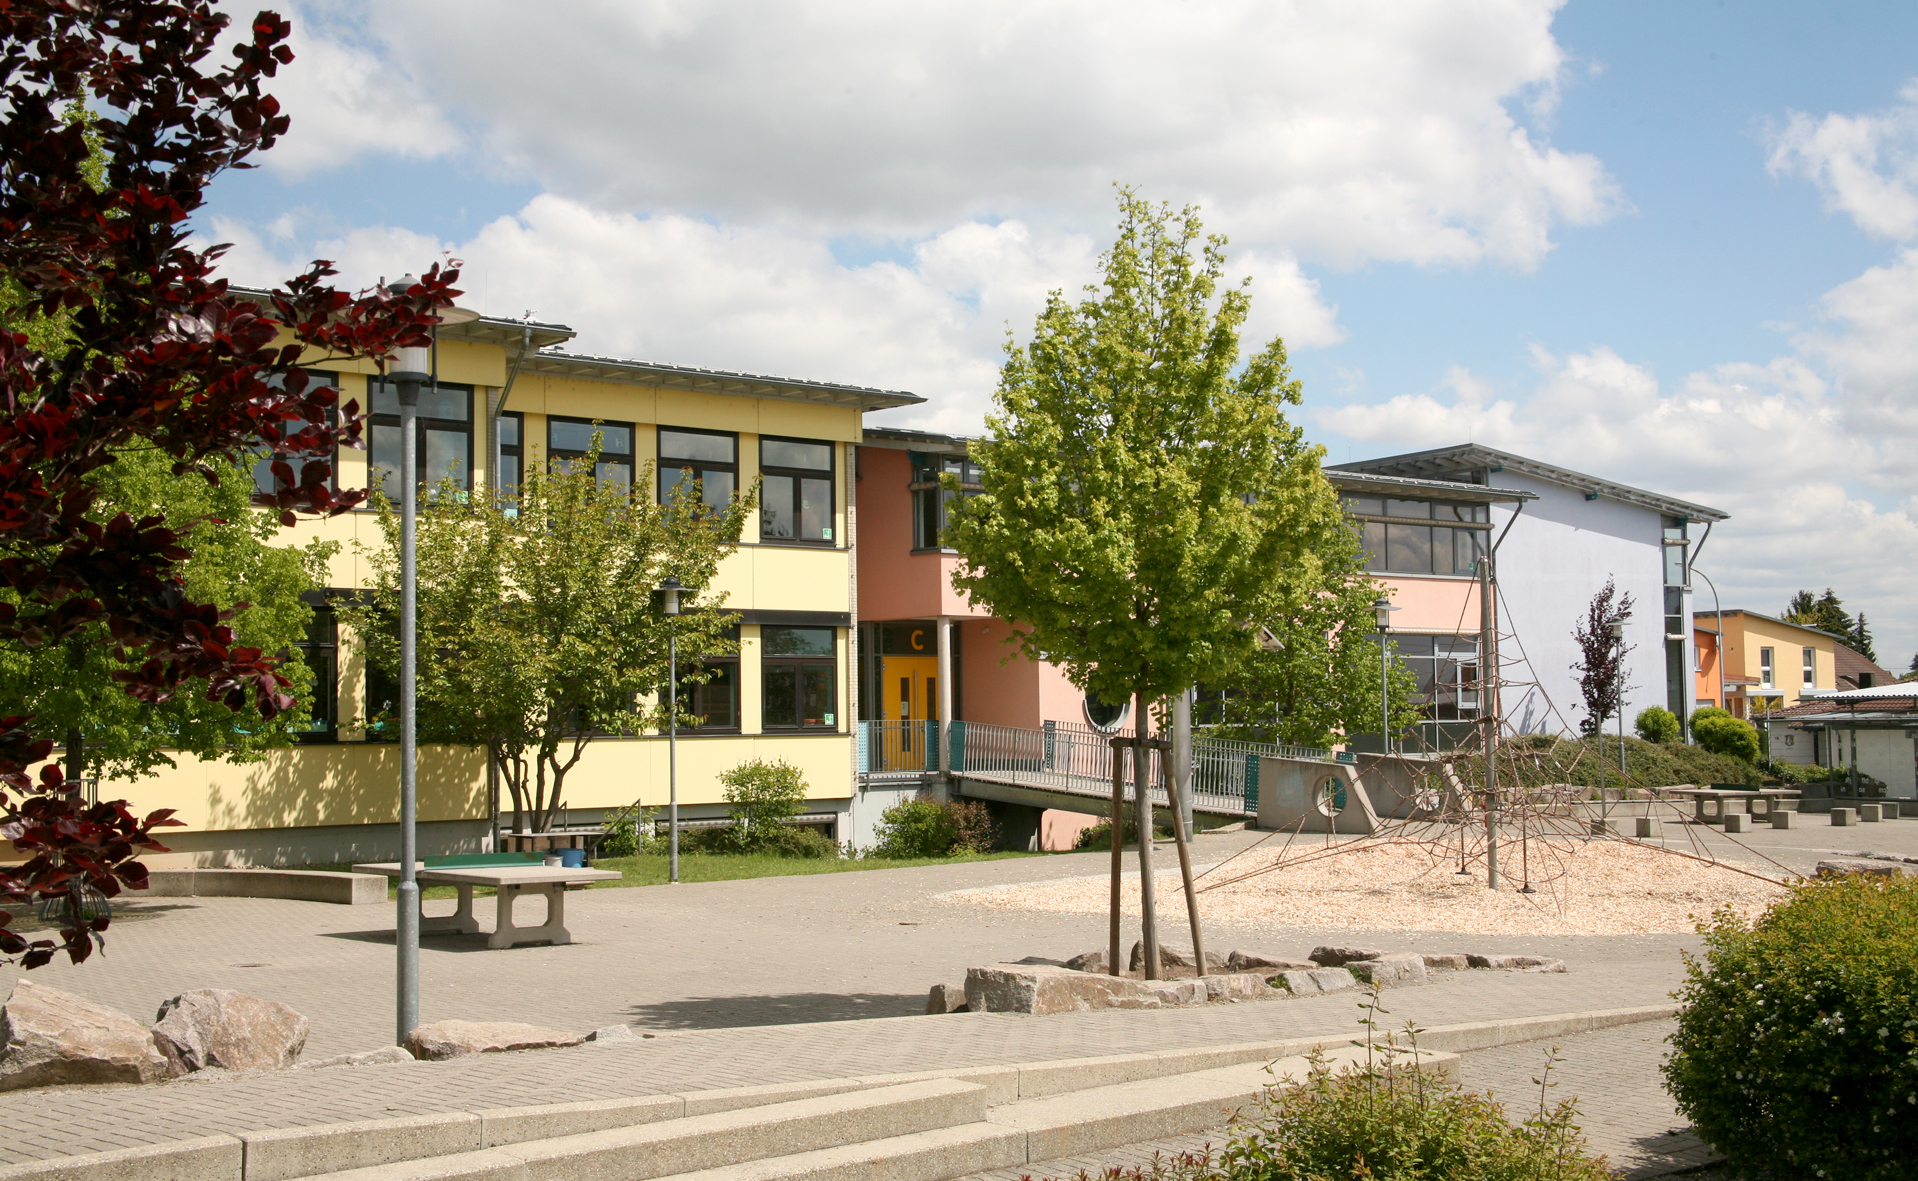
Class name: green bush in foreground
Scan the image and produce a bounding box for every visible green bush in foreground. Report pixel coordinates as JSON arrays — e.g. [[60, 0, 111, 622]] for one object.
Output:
[[717, 759, 808, 852], [870, 797, 1000, 858], [1634, 705, 1681, 744], [1664, 875, 1918, 1179], [1073, 990, 1608, 1181], [1075, 815, 1176, 849]]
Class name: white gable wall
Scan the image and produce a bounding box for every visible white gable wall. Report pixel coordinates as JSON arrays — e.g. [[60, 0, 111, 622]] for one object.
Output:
[[1487, 472, 1678, 737]]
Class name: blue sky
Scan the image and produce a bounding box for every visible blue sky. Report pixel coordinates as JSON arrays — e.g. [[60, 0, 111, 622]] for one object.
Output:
[[200, 1, 1918, 666]]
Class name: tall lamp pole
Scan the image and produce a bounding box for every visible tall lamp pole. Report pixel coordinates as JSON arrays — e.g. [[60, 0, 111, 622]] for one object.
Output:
[[385, 277, 478, 1047], [1693, 568, 1725, 720], [1373, 597, 1399, 754], [659, 576, 682, 884], [385, 278, 429, 1047]]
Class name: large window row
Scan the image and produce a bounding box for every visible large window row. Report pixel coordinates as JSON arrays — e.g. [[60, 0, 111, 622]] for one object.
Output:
[[1340, 495, 1489, 576], [912, 455, 983, 550], [264, 386, 836, 545], [349, 624, 839, 742]]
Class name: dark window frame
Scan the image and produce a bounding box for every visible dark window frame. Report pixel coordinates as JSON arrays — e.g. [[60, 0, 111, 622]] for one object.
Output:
[[366, 378, 476, 501], [910, 454, 983, 551], [292, 603, 339, 743], [548, 415, 636, 494], [672, 625, 742, 733], [1343, 496, 1489, 575], [251, 369, 341, 497], [497, 410, 524, 494], [759, 436, 837, 545], [761, 626, 839, 731], [659, 426, 739, 511]]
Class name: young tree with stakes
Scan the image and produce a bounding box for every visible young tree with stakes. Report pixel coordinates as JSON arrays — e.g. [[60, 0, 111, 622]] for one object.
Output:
[[945, 190, 1341, 979], [0, 2, 455, 969]]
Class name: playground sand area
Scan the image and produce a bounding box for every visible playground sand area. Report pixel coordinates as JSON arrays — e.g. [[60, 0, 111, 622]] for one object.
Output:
[[947, 838, 1792, 936]]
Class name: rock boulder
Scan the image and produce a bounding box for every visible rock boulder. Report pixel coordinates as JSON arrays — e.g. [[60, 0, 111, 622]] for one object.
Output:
[[1063, 949, 1109, 973], [0, 980, 169, 1091], [1128, 941, 1226, 971], [1467, 954, 1567, 972], [1309, 946, 1384, 967], [925, 983, 969, 1014], [1225, 950, 1317, 971], [1347, 954, 1430, 989], [1420, 953, 1470, 972], [151, 988, 308, 1075], [296, 1045, 416, 1070], [404, 1020, 583, 1061], [1268, 967, 1359, 996]]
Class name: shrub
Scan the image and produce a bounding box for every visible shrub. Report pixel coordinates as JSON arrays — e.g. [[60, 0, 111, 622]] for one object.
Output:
[[870, 797, 1001, 858], [718, 759, 808, 852], [1664, 876, 1918, 1179], [1074, 815, 1176, 849], [598, 806, 647, 858], [1693, 711, 1761, 763], [1633, 706, 1680, 744], [1094, 988, 1609, 1181]]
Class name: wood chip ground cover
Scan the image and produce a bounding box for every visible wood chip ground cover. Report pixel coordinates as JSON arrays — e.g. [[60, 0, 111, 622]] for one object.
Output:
[[946, 839, 1790, 936]]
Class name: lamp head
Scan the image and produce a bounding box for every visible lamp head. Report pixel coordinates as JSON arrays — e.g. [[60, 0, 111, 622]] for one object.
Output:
[[1372, 596, 1398, 633], [1609, 621, 1627, 641], [659, 575, 683, 616]]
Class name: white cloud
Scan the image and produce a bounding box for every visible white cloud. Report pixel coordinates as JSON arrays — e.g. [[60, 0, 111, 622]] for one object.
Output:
[[1767, 79, 1918, 241], [257, 0, 1616, 272]]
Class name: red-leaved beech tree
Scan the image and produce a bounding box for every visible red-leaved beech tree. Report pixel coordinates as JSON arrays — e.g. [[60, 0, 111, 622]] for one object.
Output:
[[0, 1, 457, 967]]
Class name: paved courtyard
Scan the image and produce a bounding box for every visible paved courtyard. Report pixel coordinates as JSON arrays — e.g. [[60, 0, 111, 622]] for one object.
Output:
[[4, 817, 1903, 1171]]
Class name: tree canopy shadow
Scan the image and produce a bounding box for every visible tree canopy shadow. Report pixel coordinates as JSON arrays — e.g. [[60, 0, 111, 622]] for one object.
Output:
[[622, 991, 927, 1030]]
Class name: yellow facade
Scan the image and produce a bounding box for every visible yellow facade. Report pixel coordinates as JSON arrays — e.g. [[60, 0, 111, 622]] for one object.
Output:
[[103, 309, 912, 864], [1702, 609, 1842, 715]]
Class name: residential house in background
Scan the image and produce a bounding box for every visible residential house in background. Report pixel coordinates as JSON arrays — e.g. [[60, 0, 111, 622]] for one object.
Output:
[[1329, 445, 1728, 738], [1692, 609, 1847, 721], [116, 297, 922, 867]]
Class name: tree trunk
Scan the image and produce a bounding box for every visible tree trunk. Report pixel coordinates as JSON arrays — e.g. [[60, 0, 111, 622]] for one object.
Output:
[[1134, 690, 1160, 980]]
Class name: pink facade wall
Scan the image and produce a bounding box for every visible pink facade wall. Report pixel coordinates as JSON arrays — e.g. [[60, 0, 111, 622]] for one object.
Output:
[[855, 447, 989, 621], [1374, 573, 1481, 633]]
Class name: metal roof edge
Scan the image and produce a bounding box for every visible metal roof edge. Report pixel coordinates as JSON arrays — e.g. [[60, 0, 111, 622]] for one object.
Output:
[[1694, 608, 1854, 644], [1329, 444, 1729, 522], [517, 351, 925, 411], [1325, 470, 1537, 502]]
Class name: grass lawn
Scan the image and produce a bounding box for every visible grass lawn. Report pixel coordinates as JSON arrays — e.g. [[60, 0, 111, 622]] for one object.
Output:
[[299, 850, 1044, 900]]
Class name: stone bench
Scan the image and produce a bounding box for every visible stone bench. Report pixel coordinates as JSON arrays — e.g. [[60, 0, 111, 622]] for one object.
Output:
[[143, 868, 386, 905]]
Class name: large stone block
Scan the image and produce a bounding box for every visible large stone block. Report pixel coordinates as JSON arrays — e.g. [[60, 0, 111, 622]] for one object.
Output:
[[1467, 954, 1567, 972], [1309, 945, 1383, 967], [1859, 804, 1883, 822], [404, 1020, 583, 1061], [1063, 949, 1108, 973], [1421, 953, 1470, 971], [1225, 950, 1317, 971], [1832, 808, 1857, 826], [963, 964, 1277, 1014], [1816, 859, 1905, 879], [925, 983, 968, 1014], [1771, 810, 1795, 829], [1269, 967, 1359, 995], [1347, 954, 1429, 988], [1723, 813, 1749, 833], [0, 980, 168, 1091], [1128, 941, 1225, 972], [151, 988, 308, 1075]]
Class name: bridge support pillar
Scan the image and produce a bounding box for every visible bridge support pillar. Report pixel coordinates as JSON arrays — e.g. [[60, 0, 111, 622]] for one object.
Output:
[[982, 800, 1043, 852]]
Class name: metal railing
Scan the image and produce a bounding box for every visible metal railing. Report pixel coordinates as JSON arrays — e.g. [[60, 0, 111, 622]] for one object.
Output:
[[856, 720, 940, 778]]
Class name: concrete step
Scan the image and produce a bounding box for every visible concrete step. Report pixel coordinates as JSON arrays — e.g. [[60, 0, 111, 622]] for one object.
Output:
[[299, 1078, 986, 1181]]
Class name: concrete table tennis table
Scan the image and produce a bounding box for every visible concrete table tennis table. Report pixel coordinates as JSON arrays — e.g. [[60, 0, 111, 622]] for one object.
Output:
[[1663, 787, 1800, 825], [353, 862, 619, 949]]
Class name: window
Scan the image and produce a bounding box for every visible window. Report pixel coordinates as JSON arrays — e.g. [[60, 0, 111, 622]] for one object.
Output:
[[911, 454, 983, 549], [1342, 497, 1488, 574], [368, 380, 474, 497], [250, 370, 339, 495], [673, 626, 740, 731], [365, 654, 399, 742], [762, 626, 837, 729], [760, 437, 835, 543], [1760, 647, 1775, 688], [292, 605, 337, 741], [659, 428, 737, 511], [1860, 673, 1876, 689], [549, 416, 634, 494], [1803, 646, 1816, 688], [497, 411, 523, 493], [1394, 635, 1481, 722]]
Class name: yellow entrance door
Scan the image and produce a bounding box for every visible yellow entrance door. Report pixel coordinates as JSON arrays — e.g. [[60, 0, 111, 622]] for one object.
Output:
[[878, 654, 938, 770]]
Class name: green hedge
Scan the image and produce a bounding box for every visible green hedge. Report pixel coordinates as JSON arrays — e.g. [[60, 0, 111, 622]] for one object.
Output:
[[1664, 875, 1918, 1179], [1450, 733, 1762, 790]]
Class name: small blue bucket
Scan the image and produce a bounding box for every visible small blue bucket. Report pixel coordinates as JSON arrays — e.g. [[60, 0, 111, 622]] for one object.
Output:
[[556, 848, 586, 869]]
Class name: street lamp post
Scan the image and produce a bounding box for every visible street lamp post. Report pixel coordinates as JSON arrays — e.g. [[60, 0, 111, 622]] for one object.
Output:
[[1373, 597, 1399, 754], [386, 279, 429, 1047], [659, 576, 682, 884]]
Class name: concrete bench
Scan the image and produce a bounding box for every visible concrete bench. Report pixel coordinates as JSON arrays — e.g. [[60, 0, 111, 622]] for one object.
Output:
[[355, 862, 621, 949], [143, 868, 385, 905]]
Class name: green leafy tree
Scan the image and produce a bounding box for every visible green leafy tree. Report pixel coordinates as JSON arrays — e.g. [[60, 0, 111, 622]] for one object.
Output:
[[348, 441, 750, 833], [1207, 523, 1421, 749], [945, 189, 1340, 738]]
